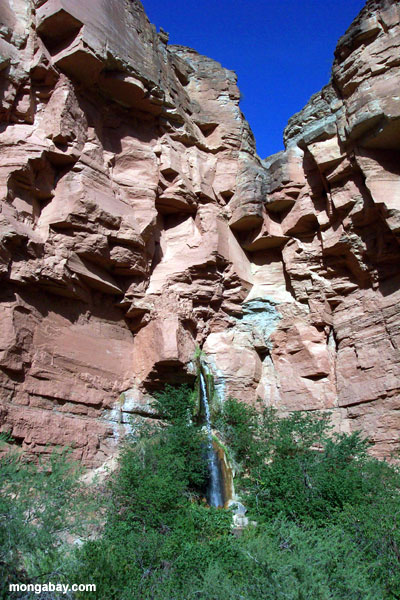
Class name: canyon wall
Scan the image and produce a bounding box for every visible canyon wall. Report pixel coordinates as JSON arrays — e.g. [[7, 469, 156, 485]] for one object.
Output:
[[0, 0, 399, 465]]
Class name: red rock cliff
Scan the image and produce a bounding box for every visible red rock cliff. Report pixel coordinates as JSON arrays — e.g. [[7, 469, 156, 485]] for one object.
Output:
[[0, 0, 399, 464]]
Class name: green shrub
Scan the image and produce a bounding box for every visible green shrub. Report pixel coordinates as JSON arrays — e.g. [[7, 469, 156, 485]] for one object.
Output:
[[152, 384, 208, 489], [215, 397, 262, 470], [199, 520, 386, 600], [216, 399, 400, 598], [5, 387, 399, 599], [0, 441, 97, 599], [231, 407, 399, 527], [69, 384, 225, 599], [70, 389, 400, 599]]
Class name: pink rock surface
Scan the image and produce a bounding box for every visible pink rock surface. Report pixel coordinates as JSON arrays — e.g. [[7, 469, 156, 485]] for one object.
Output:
[[0, 0, 399, 464]]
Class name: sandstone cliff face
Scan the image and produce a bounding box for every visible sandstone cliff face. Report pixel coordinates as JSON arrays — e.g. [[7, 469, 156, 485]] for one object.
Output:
[[0, 0, 399, 465]]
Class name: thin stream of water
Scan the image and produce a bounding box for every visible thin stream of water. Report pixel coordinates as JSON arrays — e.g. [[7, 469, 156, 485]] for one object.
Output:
[[199, 371, 224, 507]]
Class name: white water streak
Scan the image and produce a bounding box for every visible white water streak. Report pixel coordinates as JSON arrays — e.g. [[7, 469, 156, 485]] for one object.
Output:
[[200, 372, 224, 507]]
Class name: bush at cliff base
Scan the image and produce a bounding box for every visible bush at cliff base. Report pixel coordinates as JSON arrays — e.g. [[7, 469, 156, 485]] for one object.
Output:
[[65, 388, 400, 600], [3, 387, 400, 599], [0, 439, 98, 600]]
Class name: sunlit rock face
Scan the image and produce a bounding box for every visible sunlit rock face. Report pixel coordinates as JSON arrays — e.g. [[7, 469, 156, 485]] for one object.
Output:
[[0, 0, 399, 464]]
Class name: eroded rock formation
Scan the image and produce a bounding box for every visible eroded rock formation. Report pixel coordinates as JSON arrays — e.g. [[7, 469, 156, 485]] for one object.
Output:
[[0, 0, 399, 464]]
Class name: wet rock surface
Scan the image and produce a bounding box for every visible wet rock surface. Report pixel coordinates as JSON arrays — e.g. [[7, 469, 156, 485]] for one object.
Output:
[[0, 0, 399, 464]]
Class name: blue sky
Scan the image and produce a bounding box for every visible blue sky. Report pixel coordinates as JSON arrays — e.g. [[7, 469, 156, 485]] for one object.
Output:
[[143, 0, 366, 158]]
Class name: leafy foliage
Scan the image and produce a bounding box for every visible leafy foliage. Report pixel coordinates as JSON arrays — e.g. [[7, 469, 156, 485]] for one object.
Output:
[[151, 383, 208, 490], [0, 443, 97, 600], [69, 385, 230, 599], [215, 397, 262, 469], [3, 388, 400, 599], [217, 400, 400, 597]]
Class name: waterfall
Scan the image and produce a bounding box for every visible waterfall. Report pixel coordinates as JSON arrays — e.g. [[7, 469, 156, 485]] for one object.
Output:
[[199, 371, 224, 507]]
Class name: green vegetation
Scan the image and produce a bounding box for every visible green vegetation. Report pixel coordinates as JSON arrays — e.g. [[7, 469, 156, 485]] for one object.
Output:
[[0, 436, 98, 600], [2, 388, 400, 599]]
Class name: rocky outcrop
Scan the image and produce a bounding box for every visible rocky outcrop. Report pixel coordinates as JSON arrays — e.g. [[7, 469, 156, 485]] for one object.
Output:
[[0, 0, 399, 464]]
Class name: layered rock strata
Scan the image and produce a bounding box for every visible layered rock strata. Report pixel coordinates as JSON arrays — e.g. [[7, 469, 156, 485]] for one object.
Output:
[[0, 0, 399, 464]]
